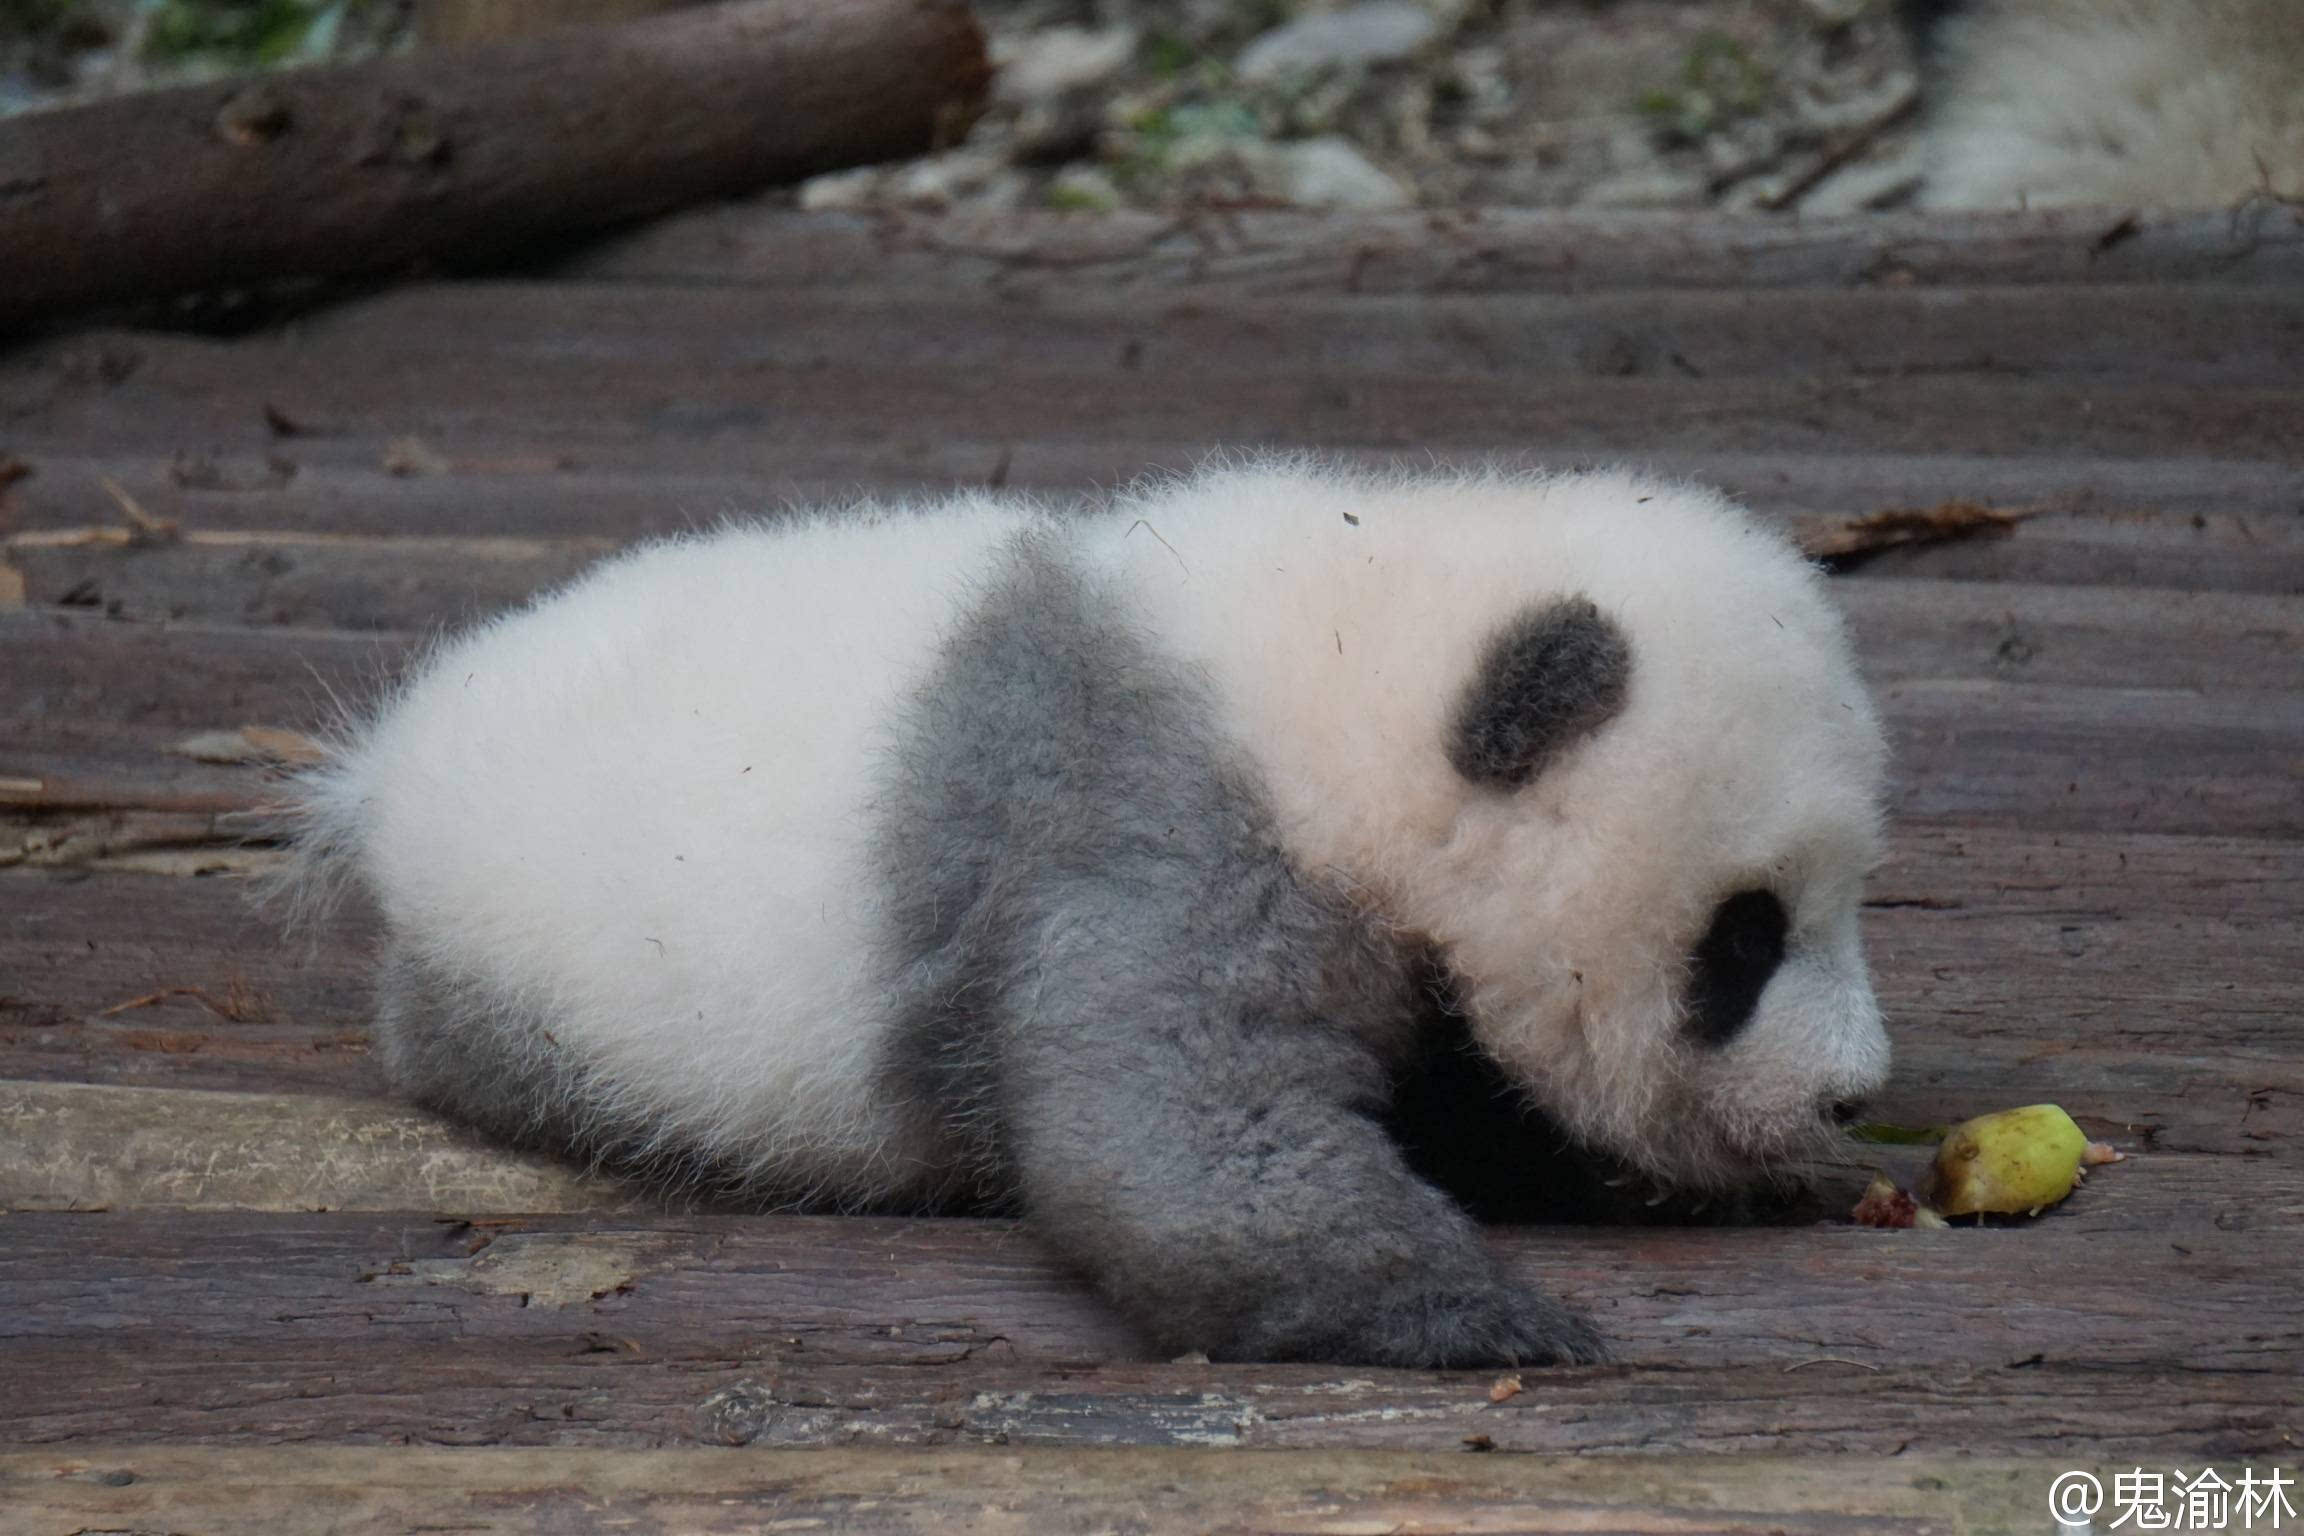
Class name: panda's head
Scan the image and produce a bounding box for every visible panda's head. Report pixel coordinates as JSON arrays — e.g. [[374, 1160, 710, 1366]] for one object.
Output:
[[1413, 493, 1890, 1193]]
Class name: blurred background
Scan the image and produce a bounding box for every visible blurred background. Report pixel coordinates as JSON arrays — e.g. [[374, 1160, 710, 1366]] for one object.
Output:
[[1, 0, 1935, 217]]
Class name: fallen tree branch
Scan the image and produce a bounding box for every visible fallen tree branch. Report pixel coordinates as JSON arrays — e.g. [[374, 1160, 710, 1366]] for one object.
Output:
[[0, 0, 989, 333], [1759, 85, 1921, 213]]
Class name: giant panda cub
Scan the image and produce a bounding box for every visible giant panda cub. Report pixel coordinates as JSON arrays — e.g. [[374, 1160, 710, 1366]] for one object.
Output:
[[295, 461, 1891, 1368], [1905, 0, 2304, 209]]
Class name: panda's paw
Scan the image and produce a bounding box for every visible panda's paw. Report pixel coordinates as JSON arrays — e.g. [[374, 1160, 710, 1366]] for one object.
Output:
[[1222, 1277, 1611, 1370], [1353, 1279, 1612, 1370]]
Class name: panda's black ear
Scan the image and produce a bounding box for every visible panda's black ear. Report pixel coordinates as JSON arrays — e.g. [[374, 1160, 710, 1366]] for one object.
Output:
[[1446, 596, 1632, 788]]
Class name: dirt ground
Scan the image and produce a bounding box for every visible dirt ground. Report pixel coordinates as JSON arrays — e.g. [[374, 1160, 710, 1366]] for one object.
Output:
[[879, 0, 1931, 215], [2, 0, 1932, 215]]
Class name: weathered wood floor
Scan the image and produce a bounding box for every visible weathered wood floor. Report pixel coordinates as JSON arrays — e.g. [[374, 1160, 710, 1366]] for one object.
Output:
[[3, 206, 2300, 1534]]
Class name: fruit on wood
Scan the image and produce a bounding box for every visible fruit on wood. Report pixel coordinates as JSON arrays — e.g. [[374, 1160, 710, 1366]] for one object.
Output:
[[1928, 1103, 2090, 1217]]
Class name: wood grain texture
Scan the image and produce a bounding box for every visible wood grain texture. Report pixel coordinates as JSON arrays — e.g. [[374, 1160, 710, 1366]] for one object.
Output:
[[2, 208, 2298, 1478], [8, 528, 2296, 685], [8, 328, 2300, 466], [0, 1447, 2137, 1536], [7, 442, 2300, 544], [0, 1077, 2288, 1225], [122, 279, 2304, 388], [6, 826, 2298, 1153], [561, 205, 2304, 294], [1, 1204, 2296, 1454], [8, 612, 2298, 836], [9, 468, 2301, 608], [0, 1081, 653, 1213]]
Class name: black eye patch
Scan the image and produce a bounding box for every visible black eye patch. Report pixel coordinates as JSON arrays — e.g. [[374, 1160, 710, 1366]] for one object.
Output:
[[1685, 889, 1789, 1048]]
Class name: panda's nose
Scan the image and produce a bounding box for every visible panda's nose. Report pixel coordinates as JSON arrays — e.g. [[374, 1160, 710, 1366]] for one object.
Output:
[[1827, 1097, 1868, 1126]]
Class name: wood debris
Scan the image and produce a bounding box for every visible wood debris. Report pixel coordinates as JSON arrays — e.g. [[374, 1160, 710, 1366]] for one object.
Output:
[[95, 476, 179, 545], [168, 726, 329, 768], [1805, 500, 2037, 566], [382, 437, 453, 478], [98, 979, 274, 1024]]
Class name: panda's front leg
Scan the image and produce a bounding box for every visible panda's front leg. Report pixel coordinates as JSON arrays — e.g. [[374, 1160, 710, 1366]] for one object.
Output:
[[994, 879, 1609, 1370]]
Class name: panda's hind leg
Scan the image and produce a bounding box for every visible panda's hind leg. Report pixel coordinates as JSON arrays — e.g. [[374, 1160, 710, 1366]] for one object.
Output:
[[371, 937, 608, 1167]]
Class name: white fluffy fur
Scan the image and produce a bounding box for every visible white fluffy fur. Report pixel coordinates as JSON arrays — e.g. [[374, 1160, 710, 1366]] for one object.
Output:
[[1094, 466, 1888, 1186], [1920, 0, 2304, 209], [299, 498, 1040, 1195], [300, 461, 1890, 1201]]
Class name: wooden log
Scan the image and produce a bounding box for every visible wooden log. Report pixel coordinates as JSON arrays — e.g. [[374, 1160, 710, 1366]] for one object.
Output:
[[416, 0, 692, 47], [1, 1210, 2296, 1454], [0, 0, 989, 332], [0, 1446, 2149, 1534]]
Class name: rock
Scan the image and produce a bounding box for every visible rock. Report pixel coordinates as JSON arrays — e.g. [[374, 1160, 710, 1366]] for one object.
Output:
[[888, 150, 1026, 211], [1046, 164, 1123, 212], [1578, 165, 1710, 209], [796, 166, 883, 212], [1268, 136, 1413, 208], [1235, 2, 1439, 83], [994, 24, 1137, 106], [1447, 43, 1514, 126]]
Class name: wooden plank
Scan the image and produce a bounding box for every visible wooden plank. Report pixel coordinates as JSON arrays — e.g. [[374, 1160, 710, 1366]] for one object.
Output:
[[0, 1209, 2295, 1454], [9, 520, 2297, 692], [4, 826, 2298, 1155], [7, 328, 2301, 471], [2, 1333, 2286, 1461], [560, 205, 2304, 294], [4, 831, 2294, 1149], [1882, 676, 2303, 836], [0, 1447, 2144, 1536], [0, 1074, 2287, 1223], [0, 609, 402, 739], [10, 444, 2302, 541], [0, 1081, 654, 1213], [6, 606, 2301, 835], [4, 529, 616, 632], [1842, 580, 2304, 691], [143, 281, 2304, 389], [0, 865, 384, 1097], [9, 447, 2299, 595]]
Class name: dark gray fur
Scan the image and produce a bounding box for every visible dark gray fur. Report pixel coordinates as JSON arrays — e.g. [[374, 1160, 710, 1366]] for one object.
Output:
[[374, 944, 758, 1198], [873, 532, 1606, 1368], [1897, 0, 1964, 51], [375, 946, 613, 1160], [1446, 596, 1632, 789]]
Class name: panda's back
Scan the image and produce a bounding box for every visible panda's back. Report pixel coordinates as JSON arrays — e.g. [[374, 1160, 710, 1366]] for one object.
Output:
[[328, 500, 1041, 1200]]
